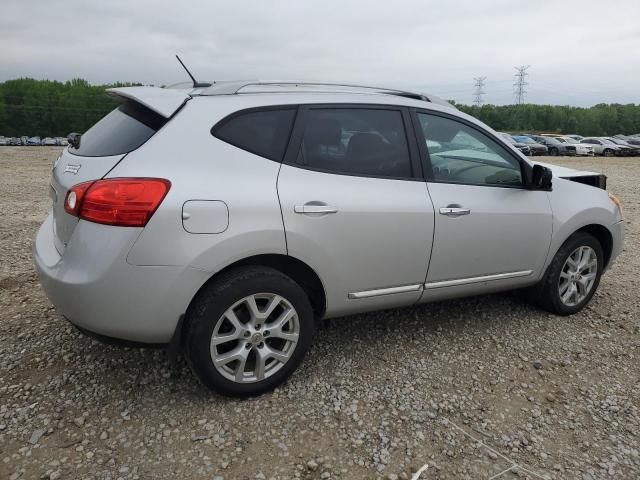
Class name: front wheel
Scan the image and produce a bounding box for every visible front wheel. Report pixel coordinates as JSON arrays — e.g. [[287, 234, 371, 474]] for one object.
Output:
[[549, 148, 559, 156], [184, 266, 315, 396], [530, 232, 603, 315], [604, 149, 614, 157]]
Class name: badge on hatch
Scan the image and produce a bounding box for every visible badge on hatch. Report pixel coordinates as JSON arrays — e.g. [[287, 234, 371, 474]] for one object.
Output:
[[64, 164, 81, 174]]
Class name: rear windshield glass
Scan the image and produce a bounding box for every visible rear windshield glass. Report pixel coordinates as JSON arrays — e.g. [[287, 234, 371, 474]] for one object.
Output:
[[69, 101, 167, 157]]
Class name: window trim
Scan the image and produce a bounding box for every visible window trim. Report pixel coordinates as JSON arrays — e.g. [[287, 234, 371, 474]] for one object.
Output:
[[282, 103, 424, 182], [211, 105, 300, 163], [410, 108, 534, 189]]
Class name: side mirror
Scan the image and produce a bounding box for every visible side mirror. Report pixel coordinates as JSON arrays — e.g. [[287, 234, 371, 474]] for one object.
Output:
[[531, 164, 552, 190], [67, 132, 81, 149]]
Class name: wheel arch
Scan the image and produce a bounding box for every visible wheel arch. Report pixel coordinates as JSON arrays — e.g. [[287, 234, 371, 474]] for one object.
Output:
[[575, 223, 613, 268], [188, 254, 327, 319]]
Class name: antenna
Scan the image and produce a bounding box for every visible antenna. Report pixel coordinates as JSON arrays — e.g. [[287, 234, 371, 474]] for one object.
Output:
[[175, 55, 211, 88]]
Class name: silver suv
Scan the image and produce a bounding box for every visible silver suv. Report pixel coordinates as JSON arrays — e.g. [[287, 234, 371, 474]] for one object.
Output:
[[33, 81, 624, 396]]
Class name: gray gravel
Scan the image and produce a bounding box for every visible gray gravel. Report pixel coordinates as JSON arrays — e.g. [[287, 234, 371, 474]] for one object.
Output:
[[1, 147, 638, 479]]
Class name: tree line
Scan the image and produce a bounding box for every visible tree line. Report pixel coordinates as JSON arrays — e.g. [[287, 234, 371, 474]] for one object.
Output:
[[454, 102, 640, 136], [0, 78, 639, 137], [0, 78, 131, 137]]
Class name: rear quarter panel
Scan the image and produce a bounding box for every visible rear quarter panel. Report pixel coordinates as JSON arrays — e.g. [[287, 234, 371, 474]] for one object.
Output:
[[108, 98, 287, 272]]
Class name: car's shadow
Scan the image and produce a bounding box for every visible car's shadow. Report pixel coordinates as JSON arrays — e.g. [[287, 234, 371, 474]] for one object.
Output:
[[55, 289, 549, 404]]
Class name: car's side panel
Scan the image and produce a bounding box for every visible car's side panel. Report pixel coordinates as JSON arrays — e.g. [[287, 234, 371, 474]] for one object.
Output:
[[278, 164, 435, 317], [111, 99, 288, 271], [420, 183, 553, 300]]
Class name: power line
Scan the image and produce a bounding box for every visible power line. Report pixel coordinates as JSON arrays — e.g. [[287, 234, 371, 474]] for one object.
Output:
[[514, 65, 530, 105], [472, 76, 487, 106]]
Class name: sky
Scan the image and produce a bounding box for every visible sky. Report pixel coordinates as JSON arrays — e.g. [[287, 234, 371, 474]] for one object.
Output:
[[1, 0, 639, 107]]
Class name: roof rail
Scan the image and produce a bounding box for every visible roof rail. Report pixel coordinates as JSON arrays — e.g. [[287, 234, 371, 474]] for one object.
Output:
[[196, 80, 456, 109]]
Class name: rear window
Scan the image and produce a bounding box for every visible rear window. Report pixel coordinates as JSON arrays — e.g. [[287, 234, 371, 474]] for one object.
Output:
[[69, 101, 166, 157], [213, 109, 296, 161]]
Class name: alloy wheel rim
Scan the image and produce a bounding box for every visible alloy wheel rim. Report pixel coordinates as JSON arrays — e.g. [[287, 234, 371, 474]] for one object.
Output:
[[210, 293, 299, 383], [558, 246, 598, 307]]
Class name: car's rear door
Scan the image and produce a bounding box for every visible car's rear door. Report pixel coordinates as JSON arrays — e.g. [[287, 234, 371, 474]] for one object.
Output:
[[277, 104, 435, 317], [413, 110, 552, 301]]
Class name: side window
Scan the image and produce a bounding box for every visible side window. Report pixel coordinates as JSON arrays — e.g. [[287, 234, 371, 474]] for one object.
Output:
[[297, 108, 412, 178], [417, 113, 523, 187], [214, 109, 296, 161]]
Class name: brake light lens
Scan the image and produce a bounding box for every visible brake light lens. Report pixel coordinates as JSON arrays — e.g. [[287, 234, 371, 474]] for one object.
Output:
[[64, 178, 171, 227]]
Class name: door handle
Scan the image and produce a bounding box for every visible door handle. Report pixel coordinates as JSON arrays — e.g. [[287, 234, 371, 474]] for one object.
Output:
[[439, 207, 471, 217], [294, 204, 338, 214]]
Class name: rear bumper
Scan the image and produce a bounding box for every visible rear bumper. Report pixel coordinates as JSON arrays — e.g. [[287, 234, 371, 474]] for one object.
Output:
[[33, 213, 209, 343]]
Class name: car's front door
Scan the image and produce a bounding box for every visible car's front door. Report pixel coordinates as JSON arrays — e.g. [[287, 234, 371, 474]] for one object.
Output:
[[413, 111, 553, 300], [277, 105, 435, 317]]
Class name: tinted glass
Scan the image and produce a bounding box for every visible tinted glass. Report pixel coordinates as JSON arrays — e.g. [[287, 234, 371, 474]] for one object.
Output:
[[215, 109, 295, 161], [69, 101, 166, 157], [418, 113, 522, 187], [298, 108, 412, 178]]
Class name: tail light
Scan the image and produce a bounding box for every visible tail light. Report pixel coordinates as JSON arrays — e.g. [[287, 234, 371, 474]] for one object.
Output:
[[64, 178, 171, 227]]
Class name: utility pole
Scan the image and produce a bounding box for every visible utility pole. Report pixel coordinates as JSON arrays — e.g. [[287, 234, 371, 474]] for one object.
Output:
[[472, 76, 487, 107], [514, 65, 530, 105]]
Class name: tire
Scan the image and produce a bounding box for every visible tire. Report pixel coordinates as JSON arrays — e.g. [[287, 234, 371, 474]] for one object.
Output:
[[530, 232, 604, 315], [549, 148, 559, 156], [604, 149, 614, 157], [184, 266, 315, 397]]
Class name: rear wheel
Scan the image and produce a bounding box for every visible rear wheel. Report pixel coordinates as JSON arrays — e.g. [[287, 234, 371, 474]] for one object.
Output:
[[549, 147, 559, 156], [184, 266, 315, 396], [604, 149, 614, 157], [531, 232, 603, 315]]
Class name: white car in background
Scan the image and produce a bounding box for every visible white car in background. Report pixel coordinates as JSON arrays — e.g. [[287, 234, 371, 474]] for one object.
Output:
[[555, 136, 595, 156]]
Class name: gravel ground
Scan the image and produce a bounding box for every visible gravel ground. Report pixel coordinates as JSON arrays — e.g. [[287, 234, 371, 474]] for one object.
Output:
[[0, 147, 638, 480]]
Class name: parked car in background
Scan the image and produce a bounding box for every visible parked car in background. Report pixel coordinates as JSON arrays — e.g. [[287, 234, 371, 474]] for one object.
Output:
[[21, 136, 29, 145], [624, 138, 640, 147], [604, 137, 640, 156], [41, 137, 58, 146], [511, 135, 548, 156], [33, 81, 624, 396], [529, 135, 577, 156], [554, 136, 595, 156], [55, 137, 69, 146], [9, 137, 22, 146], [0, 137, 8, 146], [580, 138, 623, 157], [498, 132, 531, 155], [598, 138, 636, 156], [26, 136, 42, 146]]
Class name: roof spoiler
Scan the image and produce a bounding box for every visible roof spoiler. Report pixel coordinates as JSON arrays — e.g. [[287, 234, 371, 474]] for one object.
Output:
[[106, 87, 190, 118]]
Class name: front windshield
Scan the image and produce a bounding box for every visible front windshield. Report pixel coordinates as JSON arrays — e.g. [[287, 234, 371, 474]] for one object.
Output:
[[555, 137, 567, 143], [562, 137, 578, 144]]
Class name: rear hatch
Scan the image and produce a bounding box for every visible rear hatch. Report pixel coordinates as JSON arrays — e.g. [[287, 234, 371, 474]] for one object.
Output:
[[50, 87, 189, 254]]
